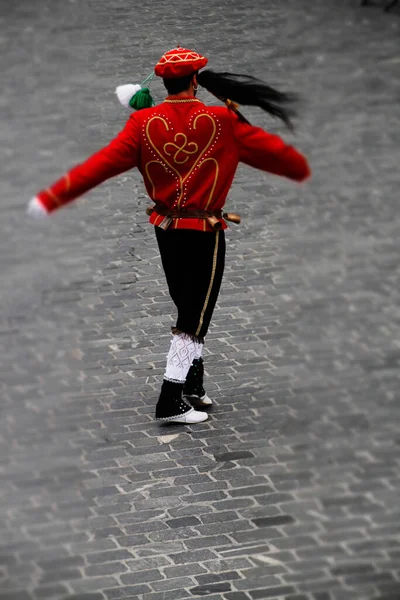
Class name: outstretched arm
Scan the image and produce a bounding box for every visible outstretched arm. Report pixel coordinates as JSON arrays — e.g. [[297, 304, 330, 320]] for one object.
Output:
[[231, 113, 311, 182], [29, 112, 141, 215]]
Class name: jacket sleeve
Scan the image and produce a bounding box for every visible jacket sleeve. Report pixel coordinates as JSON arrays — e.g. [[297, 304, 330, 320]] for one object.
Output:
[[231, 113, 311, 182], [35, 112, 141, 213]]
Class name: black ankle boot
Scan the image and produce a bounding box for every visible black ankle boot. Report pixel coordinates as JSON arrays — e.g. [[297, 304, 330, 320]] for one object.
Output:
[[183, 358, 205, 397], [155, 379, 208, 423], [183, 358, 212, 407]]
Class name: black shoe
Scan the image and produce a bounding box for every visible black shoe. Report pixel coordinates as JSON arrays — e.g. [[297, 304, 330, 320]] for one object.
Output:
[[183, 358, 212, 407], [155, 379, 208, 423]]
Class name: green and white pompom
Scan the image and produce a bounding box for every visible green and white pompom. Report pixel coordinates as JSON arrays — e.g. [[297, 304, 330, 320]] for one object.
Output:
[[116, 84, 142, 107], [115, 74, 155, 111]]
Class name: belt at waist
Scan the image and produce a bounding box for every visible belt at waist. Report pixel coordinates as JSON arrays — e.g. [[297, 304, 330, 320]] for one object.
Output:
[[146, 204, 241, 230]]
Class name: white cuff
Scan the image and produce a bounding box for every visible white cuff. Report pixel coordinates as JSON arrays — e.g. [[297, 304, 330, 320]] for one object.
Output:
[[27, 197, 48, 218]]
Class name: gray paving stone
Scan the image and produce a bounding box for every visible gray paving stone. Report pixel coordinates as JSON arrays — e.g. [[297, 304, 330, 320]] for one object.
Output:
[[249, 587, 296, 599], [84, 563, 128, 577], [104, 584, 151, 599], [119, 569, 165, 585], [39, 568, 83, 584], [170, 549, 218, 564], [252, 516, 295, 528], [184, 535, 234, 550], [68, 577, 119, 593], [0, 593, 33, 600], [142, 591, 190, 600], [62, 595, 106, 600], [190, 582, 233, 594], [85, 550, 133, 565], [166, 517, 202, 529], [32, 585, 70, 599]]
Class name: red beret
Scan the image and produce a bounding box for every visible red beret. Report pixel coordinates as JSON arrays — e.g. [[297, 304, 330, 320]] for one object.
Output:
[[154, 46, 208, 79]]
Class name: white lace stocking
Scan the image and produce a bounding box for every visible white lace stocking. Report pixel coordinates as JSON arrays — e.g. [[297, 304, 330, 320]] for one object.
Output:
[[164, 334, 203, 383]]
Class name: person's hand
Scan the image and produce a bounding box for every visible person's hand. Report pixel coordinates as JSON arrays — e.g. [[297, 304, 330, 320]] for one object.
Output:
[[27, 197, 49, 218]]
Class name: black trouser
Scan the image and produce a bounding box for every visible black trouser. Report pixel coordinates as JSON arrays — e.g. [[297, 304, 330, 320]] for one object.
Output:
[[155, 227, 226, 341]]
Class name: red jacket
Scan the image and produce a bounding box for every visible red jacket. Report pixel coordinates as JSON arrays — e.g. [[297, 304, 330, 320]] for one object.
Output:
[[36, 97, 310, 231]]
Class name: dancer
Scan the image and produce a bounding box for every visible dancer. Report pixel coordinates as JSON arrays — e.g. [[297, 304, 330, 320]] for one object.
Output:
[[27, 47, 311, 424]]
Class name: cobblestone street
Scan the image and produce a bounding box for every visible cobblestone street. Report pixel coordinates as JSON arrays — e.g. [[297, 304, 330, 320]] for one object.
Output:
[[1, 0, 400, 599]]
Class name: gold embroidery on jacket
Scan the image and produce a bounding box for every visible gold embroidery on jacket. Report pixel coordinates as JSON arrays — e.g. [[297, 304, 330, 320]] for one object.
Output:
[[145, 160, 169, 197], [164, 98, 202, 104], [144, 112, 219, 209], [198, 158, 219, 211], [164, 133, 198, 164], [46, 187, 61, 206]]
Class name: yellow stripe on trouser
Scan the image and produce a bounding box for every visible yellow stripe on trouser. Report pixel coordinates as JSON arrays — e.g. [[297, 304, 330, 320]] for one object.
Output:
[[195, 231, 220, 337]]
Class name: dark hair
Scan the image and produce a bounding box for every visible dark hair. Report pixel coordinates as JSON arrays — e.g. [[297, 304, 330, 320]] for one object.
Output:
[[197, 70, 296, 130], [163, 72, 195, 95]]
